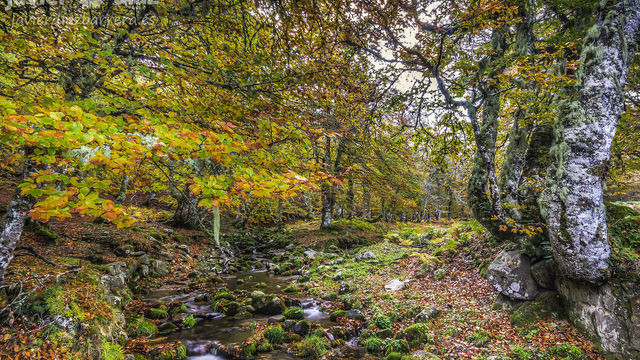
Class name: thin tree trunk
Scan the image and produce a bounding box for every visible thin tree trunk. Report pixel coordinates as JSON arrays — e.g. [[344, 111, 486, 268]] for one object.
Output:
[[346, 179, 354, 220], [0, 193, 33, 283], [541, 0, 640, 283], [115, 174, 129, 204]]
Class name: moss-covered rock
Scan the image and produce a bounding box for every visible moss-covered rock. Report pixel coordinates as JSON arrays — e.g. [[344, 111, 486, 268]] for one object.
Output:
[[297, 335, 329, 358], [509, 291, 564, 327], [283, 306, 305, 320], [395, 323, 433, 347], [145, 307, 169, 320]]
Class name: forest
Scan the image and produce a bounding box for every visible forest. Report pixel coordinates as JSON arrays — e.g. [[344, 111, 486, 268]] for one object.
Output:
[[0, 0, 640, 359]]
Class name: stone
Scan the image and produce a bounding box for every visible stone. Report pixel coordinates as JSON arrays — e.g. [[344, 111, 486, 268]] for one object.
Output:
[[251, 294, 286, 315], [385, 279, 406, 292], [414, 306, 441, 323], [487, 250, 538, 300], [151, 259, 169, 276], [333, 271, 344, 281], [346, 309, 365, 321], [293, 320, 311, 336], [530, 259, 556, 289], [176, 244, 191, 255], [157, 321, 178, 333], [359, 251, 375, 260], [304, 250, 318, 258], [341, 345, 366, 357], [114, 244, 134, 257], [282, 319, 296, 330], [268, 315, 284, 323], [376, 328, 394, 339], [557, 278, 640, 358]]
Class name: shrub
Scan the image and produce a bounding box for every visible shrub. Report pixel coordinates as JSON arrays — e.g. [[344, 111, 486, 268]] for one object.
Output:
[[374, 314, 392, 329], [182, 314, 196, 328], [264, 325, 286, 345], [383, 339, 409, 355], [297, 335, 329, 358], [127, 317, 158, 337], [365, 337, 384, 353]]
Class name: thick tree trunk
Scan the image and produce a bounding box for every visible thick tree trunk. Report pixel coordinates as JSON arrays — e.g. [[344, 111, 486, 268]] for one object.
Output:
[[468, 28, 510, 239], [0, 193, 34, 283], [541, 0, 640, 283], [174, 184, 207, 229]]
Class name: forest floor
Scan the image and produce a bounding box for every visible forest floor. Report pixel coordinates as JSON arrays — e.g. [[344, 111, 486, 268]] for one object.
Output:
[[0, 198, 608, 360]]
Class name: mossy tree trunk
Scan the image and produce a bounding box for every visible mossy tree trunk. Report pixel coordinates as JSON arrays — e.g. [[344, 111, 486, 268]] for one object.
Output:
[[540, 0, 640, 283]]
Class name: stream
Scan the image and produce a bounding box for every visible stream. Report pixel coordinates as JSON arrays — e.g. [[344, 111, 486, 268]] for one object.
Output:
[[146, 270, 333, 359]]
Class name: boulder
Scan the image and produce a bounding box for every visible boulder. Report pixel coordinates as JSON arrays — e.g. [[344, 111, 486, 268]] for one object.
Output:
[[530, 259, 556, 289], [293, 320, 311, 336], [558, 278, 640, 359], [487, 250, 538, 300], [251, 294, 286, 315]]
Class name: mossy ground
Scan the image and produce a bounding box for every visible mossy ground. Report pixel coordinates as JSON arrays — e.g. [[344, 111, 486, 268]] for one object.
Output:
[[0, 197, 605, 360]]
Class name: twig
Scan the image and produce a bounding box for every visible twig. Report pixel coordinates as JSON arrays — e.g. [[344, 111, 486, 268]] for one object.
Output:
[[14, 246, 61, 267]]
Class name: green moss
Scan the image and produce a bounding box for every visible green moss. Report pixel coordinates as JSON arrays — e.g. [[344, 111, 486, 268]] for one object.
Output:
[[385, 353, 403, 360], [395, 323, 433, 347], [264, 325, 286, 344], [34, 226, 59, 244], [545, 344, 587, 360], [329, 309, 347, 321], [297, 335, 329, 358], [510, 346, 535, 360], [284, 306, 305, 320], [145, 307, 168, 320], [465, 331, 490, 347], [509, 292, 564, 328], [383, 338, 409, 355], [169, 303, 188, 317]]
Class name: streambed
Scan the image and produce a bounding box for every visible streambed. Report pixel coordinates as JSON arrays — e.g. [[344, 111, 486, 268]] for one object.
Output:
[[146, 270, 334, 359]]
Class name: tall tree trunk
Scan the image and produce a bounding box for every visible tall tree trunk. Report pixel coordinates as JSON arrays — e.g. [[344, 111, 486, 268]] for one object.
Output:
[[320, 185, 335, 228], [467, 28, 510, 240], [346, 179, 354, 220], [541, 0, 640, 283]]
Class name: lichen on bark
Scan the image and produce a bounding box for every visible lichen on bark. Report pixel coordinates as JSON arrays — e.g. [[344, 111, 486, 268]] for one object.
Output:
[[540, 0, 640, 283]]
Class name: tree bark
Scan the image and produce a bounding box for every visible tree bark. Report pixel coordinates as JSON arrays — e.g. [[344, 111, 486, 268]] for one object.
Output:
[[0, 193, 34, 283], [541, 0, 640, 283]]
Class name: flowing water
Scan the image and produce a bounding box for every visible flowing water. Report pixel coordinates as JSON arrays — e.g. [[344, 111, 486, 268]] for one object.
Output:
[[147, 270, 331, 359]]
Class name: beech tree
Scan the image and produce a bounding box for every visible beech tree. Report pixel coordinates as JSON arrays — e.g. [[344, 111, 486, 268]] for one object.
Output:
[[329, 0, 640, 282]]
